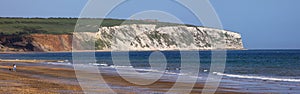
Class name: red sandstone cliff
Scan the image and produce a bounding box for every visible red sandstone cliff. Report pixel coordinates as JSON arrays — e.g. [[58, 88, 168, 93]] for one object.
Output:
[[0, 34, 73, 52]]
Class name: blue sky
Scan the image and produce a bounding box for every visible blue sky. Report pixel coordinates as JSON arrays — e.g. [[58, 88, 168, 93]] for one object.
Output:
[[0, 0, 299, 49]]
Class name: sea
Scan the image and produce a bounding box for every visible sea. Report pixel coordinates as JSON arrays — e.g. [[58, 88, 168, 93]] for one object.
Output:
[[1, 50, 300, 93]]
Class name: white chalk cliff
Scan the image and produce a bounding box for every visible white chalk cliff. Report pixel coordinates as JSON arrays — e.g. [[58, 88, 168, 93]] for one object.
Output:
[[86, 24, 243, 51]]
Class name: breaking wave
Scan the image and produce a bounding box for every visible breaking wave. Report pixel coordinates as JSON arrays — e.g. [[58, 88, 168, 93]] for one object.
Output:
[[213, 72, 300, 82]]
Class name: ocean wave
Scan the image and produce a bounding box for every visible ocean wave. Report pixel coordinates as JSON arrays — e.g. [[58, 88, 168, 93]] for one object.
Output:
[[133, 68, 194, 77], [213, 72, 300, 82], [135, 68, 161, 73], [46, 62, 72, 66], [109, 65, 133, 68], [89, 63, 108, 66], [88, 64, 199, 78], [103, 65, 190, 76]]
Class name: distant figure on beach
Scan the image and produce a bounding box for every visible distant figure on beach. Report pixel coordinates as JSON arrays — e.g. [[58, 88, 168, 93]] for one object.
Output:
[[12, 64, 16, 72]]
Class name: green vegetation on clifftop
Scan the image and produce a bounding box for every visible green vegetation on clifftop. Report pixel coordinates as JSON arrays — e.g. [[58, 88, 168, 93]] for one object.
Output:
[[0, 17, 195, 35]]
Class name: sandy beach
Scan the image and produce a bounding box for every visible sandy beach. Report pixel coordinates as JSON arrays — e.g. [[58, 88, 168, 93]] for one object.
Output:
[[0, 60, 246, 94]]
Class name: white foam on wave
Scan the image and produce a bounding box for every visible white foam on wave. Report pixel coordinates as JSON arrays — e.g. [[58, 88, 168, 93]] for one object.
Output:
[[213, 72, 300, 82], [89, 63, 108, 66], [164, 71, 188, 76], [133, 68, 189, 77], [135, 68, 162, 73], [46, 62, 72, 66], [89, 64, 201, 79], [109, 65, 133, 68], [104, 65, 191, 76]]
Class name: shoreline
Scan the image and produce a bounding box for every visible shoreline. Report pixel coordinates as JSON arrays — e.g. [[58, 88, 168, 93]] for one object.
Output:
[[0, 59, 65, 63], [0, 49, 247, 54], [0, 60, 246, 93], [4, 49, 300, 54]]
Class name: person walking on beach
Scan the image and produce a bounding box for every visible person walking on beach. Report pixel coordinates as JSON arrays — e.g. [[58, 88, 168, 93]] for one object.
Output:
[[12, 64, 16, 72]]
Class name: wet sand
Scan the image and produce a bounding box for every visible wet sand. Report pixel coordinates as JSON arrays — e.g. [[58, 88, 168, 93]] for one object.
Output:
[[0, 60, 245, 94]]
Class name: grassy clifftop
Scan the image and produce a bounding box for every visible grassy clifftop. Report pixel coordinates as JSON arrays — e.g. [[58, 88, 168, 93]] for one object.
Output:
[[0, 17, 193, 35], [0, 18, 76, 35]]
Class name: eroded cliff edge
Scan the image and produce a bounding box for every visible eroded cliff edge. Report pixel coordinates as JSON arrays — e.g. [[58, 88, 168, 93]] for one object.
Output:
[[0, 34, 72, 52], [0, 24, 244, 52]]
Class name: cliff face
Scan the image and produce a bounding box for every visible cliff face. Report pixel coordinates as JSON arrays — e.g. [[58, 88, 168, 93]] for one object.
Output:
[[95, 24, 244, 51], [29, 34, 73, 51], [0, 34, 72, 52], [0, 24, 244, 52]]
